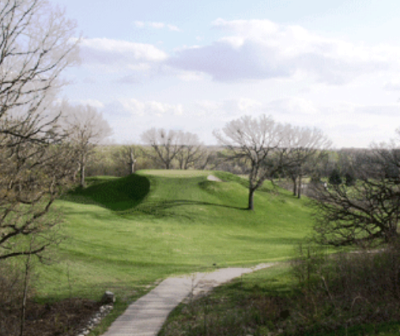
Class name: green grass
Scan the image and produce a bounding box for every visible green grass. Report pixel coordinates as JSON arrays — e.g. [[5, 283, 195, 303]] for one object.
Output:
[[160, 263, 400, 336], [33, 170, 314, 332], [158, 263, 295, 336]]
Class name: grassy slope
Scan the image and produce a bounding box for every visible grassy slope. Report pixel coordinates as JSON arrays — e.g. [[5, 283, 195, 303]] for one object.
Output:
[[35, 170, 313, 306]]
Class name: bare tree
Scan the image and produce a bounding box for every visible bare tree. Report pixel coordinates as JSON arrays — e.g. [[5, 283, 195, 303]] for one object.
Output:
[[0, 0, 79, 138], [113, 144, 140, 175], [141, 128, 183, 169], [313, 135, 400, 247], [0, 0, 80, 261], [0, 117, 78, 260], [214, 115, 285, 210], [62, 101, 112, 187], [176, 131, 207, 170], [195, 146, 216, 170], [282, 126, 331, 198]]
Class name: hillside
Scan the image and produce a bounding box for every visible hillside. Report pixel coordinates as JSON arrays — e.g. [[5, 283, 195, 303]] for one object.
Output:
[[36, 170, 313, 304]]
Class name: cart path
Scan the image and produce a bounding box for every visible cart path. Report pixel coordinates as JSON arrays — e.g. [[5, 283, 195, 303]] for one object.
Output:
[[102, 263, 274, 336]]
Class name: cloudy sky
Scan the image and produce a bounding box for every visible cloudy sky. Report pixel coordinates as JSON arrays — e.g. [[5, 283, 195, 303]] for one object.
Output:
[[50, 0, 400, 148]]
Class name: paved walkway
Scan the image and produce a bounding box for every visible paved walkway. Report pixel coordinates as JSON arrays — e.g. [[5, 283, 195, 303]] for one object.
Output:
[[102, 263, 274, 336]]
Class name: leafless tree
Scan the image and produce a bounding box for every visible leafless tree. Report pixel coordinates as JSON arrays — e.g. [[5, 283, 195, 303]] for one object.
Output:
[[0, 0, 79, 138], [176, 131, 207, 170], [313, 134, 400, 247], [195, 146, 216, 170], [0, 119, 78, 260], [282, 126, 331, 198], [62, 101, 112, 187], [214, 115, 285, 210], [141, 128, 183, 169], [0, 0, 80, 261], [113, 144, 140, 175]]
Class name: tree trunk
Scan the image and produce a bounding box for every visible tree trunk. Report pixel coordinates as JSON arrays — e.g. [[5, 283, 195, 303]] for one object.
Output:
[[20, 248, 32, 336], [298, 174, 302, 199], [80, 163, 85, 188], [292, 176, 297, 196], [129, 149, 136, 174], [130, 160, 136, 174], [248, 189, 255, 210]]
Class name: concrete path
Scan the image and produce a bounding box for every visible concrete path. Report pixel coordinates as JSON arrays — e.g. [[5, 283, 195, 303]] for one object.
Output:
[[102, 263, 274, 336]]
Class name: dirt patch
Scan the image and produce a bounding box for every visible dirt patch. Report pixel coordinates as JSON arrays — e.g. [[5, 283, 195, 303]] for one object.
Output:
[[0, 298, 101, 336]]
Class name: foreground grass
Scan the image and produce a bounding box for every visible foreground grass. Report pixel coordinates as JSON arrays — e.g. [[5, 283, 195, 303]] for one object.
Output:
[[159, 263, 294, 336], [32, 170, 313, 332], [159, 263, 400, 336]]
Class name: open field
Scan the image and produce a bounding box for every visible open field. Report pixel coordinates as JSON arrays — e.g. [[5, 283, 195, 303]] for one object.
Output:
[[29, 170, 313, 334]]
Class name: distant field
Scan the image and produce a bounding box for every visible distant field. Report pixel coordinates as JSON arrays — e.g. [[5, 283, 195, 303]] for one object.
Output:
[[35, 170, 314, 308]]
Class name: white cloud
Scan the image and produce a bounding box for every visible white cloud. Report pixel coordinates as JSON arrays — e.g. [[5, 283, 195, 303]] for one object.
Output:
[[266, 97, 319, 116], [84, 95, 400, 148], [134, 21, 145, 28], [167, 24, 180, 32], [148, 22, 165, 29], [384, 80, 400, 91], [133, 21, 181, 32], [168, 19, 396, 84], [78, 99, 105, 109], [195, 98, 263, 118], [194, 97, 319, 119], [80, 38, 167, 70], [104, 99, 184, 117]]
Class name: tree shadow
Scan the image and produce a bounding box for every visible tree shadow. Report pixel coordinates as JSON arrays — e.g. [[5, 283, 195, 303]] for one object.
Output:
[[62, 174, 247, 216], [62, 174, 151, 211]]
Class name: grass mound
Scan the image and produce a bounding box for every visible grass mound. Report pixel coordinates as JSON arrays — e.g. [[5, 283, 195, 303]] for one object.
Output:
[[34, 169, 314, 334]]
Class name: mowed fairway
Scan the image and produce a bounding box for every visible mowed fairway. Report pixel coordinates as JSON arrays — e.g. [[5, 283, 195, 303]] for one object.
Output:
[[35, 170, 313, 303]]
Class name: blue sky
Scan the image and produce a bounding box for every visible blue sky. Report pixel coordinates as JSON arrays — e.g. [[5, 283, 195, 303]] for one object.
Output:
[[50, 0, 400, 147]]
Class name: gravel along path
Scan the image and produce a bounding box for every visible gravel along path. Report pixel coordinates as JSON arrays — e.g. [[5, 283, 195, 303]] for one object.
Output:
[[102, 263, 274, 336]]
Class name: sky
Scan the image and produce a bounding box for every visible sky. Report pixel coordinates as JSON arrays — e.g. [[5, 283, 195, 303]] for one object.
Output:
[[49, 0, 400, 148]]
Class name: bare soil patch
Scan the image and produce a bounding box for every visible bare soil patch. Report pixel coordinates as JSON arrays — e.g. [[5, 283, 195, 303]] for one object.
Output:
[[0, 298, 101, 336]]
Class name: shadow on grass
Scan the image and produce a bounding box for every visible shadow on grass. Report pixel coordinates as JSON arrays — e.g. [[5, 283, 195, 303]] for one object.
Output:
[[63, 174, 247, 217], [62, 174, 151, 211]]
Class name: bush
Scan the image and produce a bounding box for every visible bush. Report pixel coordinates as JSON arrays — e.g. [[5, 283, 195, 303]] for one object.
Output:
[[288, 242, 400, 335], [0, 260, 35, 335]]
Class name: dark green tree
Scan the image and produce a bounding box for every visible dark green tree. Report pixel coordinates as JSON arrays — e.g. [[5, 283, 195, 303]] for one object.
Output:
[[329, 169, 342, 185], [345, 172, 356, 186]]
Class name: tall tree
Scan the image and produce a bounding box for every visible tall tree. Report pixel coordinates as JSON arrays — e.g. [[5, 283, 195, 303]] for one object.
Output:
[[176, 131, 206, 170], [214, 115, 285, 210], [282, 126, 331, 198], [0, 0, 80, 260], [113, 144, 140, 175], [141, 128, 183, 169], [62, 102, 112, 187]]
